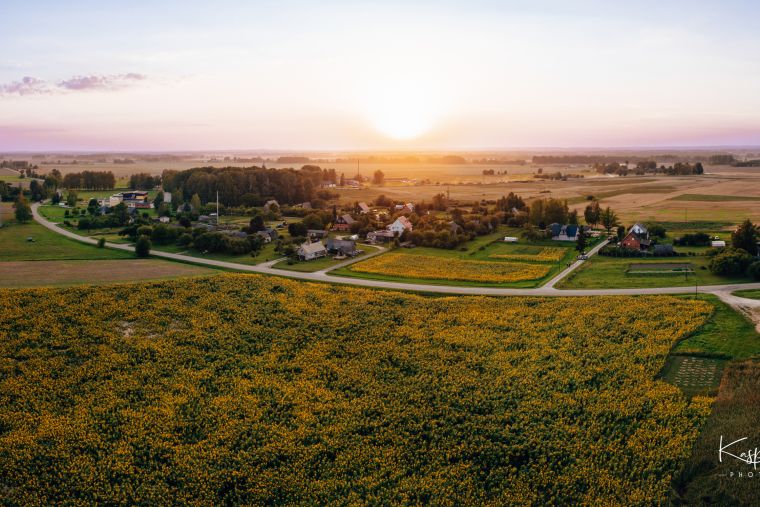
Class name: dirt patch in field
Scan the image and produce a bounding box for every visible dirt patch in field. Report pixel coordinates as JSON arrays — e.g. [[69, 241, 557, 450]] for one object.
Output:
[[0, 259, 219, 288]]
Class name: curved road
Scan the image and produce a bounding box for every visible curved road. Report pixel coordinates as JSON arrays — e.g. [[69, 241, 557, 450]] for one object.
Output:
[[31, 203, 760, 299]]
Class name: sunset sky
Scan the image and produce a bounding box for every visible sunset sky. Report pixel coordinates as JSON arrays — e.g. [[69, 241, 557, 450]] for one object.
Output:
[[2, 0, 760, 151]]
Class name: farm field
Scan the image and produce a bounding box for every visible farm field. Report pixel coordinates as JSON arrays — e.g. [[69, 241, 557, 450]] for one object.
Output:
[[0, 221, 131, 261], [0, 259, 218, 288], [0, 275, 715, 505], [558, 255, 752, 289]]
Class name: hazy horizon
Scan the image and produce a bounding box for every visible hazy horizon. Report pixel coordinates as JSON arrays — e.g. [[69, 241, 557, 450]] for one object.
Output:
[[3, 0, 760, 151]]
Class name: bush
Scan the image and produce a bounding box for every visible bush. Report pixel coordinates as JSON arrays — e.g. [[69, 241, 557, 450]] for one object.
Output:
[[177, 233, 193, 247], [708, 247, 753, 276], [135, 235, 151, 258], [749, 261, 760, 281], [97, 238, 105, 248]]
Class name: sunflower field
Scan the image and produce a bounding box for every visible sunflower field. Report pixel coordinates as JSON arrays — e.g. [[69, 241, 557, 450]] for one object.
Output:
[[0, 275, 713, 505], [348, 253, 551, 283], [488, 247, 567, 263]]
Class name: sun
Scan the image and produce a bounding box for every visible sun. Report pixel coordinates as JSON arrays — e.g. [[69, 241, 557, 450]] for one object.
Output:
[[364, 80, 440, 140]]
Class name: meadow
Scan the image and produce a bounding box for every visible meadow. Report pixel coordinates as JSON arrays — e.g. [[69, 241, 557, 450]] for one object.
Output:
[[0, 275, 714, 505]]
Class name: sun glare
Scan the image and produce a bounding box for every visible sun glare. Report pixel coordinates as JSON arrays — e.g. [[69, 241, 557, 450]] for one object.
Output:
[[365, 81, 440, 140]]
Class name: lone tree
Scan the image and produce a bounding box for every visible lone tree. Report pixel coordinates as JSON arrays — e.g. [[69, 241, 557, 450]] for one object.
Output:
[[372, 170, 385, 186], [135, 235, 151, 258], [600, 207, 619, 235], [732, 219, 759, 256], [14, 195, 32, 223], [575, 226, 587, 253], [584, 200, 601, 227]]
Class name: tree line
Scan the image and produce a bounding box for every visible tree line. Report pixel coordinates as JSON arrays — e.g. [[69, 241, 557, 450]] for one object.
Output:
[[161, 166, 340, 207], [62, 171, 116, 190]]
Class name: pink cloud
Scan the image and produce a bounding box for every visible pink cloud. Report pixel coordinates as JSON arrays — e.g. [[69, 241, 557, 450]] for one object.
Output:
[[0, 76, 49, 96], [57, 73, 146, 91], [0, 73, 147, 96]]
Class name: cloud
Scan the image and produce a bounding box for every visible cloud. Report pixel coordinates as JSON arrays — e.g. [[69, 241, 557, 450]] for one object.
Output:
[[0, 73, 147, 96], [0, 76, 49, 95], [57, 73, 146, 91]]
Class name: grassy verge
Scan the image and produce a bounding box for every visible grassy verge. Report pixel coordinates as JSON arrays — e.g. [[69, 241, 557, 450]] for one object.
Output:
[[732, 288, 760, 300]]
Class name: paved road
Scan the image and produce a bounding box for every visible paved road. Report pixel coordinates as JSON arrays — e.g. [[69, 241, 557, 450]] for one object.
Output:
[[31, 203, 760, 299]]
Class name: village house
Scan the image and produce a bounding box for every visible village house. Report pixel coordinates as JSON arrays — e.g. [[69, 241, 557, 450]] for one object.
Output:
[[621, 223, 651, 250], [367, 229, 396, 243], [357, 202, 371, 214], [327, 238, 360, 257], [394, 203, 415, 213], [307, 229, 328, 240], [297, 241, 327, 261], [388, 216, 413, 235], [333, 213, 357, 232], [548, 223, 579, 241]]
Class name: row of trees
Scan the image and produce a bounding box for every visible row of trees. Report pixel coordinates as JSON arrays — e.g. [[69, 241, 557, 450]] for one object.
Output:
[[61, 171, 116, 190], [128, 173, 161, 190], [161, 166, 326, 208]]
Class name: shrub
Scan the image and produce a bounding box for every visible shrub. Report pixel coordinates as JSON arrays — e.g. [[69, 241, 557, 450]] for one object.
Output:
[[97, 238, 105, 248], [749, 261, 760, 281], [135, 235, 151, 257], [708, 247, 753, 276]]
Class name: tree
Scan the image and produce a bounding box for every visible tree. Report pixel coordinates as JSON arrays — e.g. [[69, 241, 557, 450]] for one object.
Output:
[[732, 219, 759, 256], [135, 235, 151, 258], [339, 173, 345, 187], [616, 226, 626, 242], [584, 201, 601, 227], [249, 215, 266, 232], [190, 193, 202, 212], [14, 195, 32, 223], [372, 170, 385, 185], [87, 198, 99, 215], [600, 207, 619, 234], [66, 191, 78, 208], [171, 189, 183, 211], [288, 221, 308, 237], [575, 227, 587, 253]]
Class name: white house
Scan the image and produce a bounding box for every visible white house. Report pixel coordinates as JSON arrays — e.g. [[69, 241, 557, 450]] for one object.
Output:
[[163, 191, 172, 203], [503, 236, 519, 243], [297, 241, 327, 261], [388, 216, 413, 235], [711, 240, 726, 248], [630, 223, 648, 236]]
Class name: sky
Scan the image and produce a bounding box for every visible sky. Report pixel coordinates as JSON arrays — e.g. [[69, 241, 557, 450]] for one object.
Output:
[[2, 0, 760, 151]]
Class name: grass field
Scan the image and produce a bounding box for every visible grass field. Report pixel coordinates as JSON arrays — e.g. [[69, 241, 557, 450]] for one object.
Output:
[[558, 255, 751, 289], [0, 276, 715, 504], [670, 194, 760, 202], [0, 221, 132, 261], [0, 259, 219, 288]]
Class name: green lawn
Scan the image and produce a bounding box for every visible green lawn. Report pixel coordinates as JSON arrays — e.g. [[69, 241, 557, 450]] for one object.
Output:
[[671, 295, 760, 359], [732, 289, 760, 300], [151, 236, 285, 266], [558, 254, 751, 289], [0, 221, 132, 261], [273, 249, 371, 273]]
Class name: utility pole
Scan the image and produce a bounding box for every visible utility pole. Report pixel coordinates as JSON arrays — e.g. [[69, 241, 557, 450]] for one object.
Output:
[[216, 190, 220, 226]]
